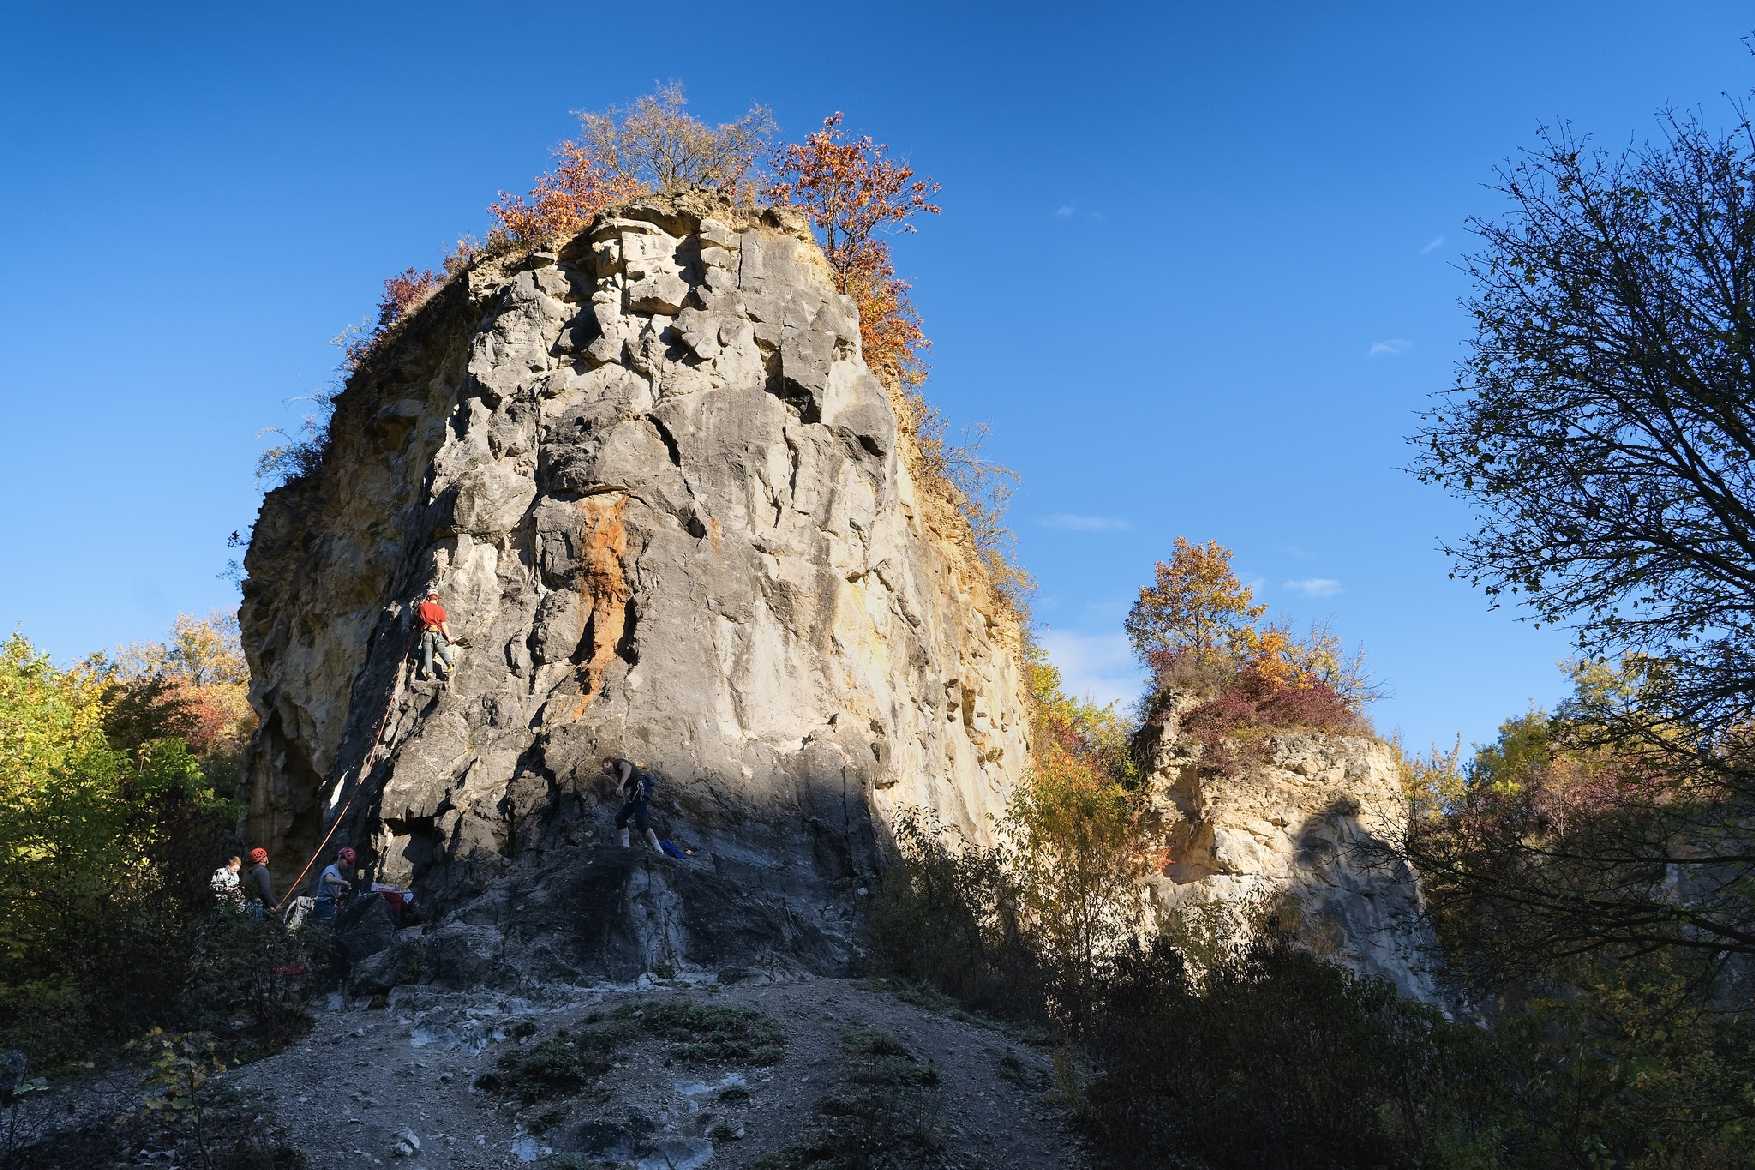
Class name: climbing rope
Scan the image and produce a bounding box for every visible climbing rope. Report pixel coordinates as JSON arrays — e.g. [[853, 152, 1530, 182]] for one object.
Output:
[[272, 622, 418, 914]]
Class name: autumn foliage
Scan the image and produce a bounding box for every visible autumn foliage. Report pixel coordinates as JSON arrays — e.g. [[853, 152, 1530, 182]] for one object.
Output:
[[1127, 538, 1372, 754], [770, 112, 942, 389], [486, 141, 645, 253], [112, 611, 256, 792], [291, 91, 1024, 624]]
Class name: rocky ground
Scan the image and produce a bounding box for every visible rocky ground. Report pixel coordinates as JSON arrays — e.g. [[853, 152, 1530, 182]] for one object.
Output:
[[206, 974, 1080, 1170]]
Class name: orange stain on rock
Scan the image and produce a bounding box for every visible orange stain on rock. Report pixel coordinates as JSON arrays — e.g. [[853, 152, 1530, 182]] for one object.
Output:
[[569, 494, 631, 719]]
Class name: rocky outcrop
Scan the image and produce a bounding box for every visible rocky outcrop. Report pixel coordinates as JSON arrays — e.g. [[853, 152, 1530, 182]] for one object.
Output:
[[240, 194, 1028, 983], [1141, 710, 1442, 1001]]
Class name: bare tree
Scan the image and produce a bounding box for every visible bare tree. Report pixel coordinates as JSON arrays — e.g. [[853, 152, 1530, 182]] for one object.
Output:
[[577, 82, 776, 195], [1408, 82, 1755, 972]]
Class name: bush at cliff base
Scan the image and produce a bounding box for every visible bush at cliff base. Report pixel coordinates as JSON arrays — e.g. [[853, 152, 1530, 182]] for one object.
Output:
[[0, 634, 315, 1068], [869, 784, 1755, 1170]]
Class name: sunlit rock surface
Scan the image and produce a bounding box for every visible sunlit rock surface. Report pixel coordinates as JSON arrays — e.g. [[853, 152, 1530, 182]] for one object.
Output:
[[240, 194, 1029, 982], [1141, 707, 1443, 1002]]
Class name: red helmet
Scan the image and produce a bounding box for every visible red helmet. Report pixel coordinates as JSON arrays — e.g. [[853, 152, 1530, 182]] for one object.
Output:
[[338, 847, 356, 865], [248, 847, 268, 865]]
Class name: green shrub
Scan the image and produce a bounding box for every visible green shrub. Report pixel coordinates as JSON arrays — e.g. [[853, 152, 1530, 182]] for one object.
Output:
[[1083, 934, 1502, 1170], [867, 809, 1045, 1022], [0, 635, 258, 1068]]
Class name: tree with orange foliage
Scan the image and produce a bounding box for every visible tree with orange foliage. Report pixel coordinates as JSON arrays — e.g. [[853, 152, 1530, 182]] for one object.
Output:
[[1127, 539, 1376, 747], [373, 267, 442, 333], [1125, 537, 1267, 684], [112, 612, 256, 792], [770, 113, 942, 388], [487, 141, 644, 253]]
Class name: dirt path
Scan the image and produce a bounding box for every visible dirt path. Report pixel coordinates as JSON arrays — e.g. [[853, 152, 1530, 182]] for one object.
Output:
[[222, 975, 1084, 1169]]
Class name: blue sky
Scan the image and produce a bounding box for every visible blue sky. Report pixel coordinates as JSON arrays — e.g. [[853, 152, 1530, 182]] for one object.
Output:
[[3, 2, 1750, 753]]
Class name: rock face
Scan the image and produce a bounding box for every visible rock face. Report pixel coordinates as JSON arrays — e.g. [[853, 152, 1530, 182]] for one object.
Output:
[[240, 194, 1028, 983], [1142, 710, 1442, 1002]]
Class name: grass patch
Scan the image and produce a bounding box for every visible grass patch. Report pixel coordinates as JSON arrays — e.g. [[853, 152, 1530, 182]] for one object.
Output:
[[753, 1027, 953, 1170], [864, 977, 975, 1021], [864, 976, 1054, 1046], [841, 1029, 940, 1090], [476, 1029, 623, 1104], [609, 1000, 786, 1066], [477, 998, 785, 1105], [996, 1048, 1049, 1091]]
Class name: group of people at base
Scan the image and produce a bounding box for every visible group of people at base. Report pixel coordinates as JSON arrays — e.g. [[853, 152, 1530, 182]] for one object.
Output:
[[207, 761, 686, 928], [209, 845, 416, 927], [208, 848, 279, 918]]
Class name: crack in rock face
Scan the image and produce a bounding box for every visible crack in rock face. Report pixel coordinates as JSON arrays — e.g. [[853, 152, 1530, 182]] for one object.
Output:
[[238, 193, 1030, 985]]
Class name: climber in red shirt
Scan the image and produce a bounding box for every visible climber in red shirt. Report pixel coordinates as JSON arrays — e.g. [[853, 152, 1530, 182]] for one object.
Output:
[[415, 589, 457, 681]]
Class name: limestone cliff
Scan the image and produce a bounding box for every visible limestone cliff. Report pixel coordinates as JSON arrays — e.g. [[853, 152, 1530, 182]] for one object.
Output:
[[1141, 709, 1443, 1002], [240, 194, 1028, 981]]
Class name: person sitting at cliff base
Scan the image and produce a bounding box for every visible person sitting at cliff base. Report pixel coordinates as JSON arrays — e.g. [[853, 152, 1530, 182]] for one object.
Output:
[[415, 588, 458, 682], [603, 757, 665, 853]]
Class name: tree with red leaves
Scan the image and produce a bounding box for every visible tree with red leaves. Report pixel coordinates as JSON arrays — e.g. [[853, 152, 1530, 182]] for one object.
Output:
[[770, 113, 942, 388], [486, 142, 643, 252]]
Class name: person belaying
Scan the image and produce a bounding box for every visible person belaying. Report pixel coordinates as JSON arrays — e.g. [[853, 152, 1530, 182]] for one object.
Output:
[[243, 847, 276, 919], [210, 854, 244, 910], [313, 847, 355, 922], [604, 757, 664, 853], [415, 588, 457, 682]]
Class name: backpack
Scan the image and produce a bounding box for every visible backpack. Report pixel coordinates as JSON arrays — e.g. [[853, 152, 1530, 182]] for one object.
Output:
[[624, 766, 655, 802]]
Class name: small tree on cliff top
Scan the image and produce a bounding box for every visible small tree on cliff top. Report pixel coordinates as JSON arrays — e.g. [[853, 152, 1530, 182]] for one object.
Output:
[[1125, 537, 1267, 687], [486, 141, 644, 253], [579, 82, 776, 196], [770, 112, 943, 389], [484, 84, 772, 253], [1126, 538, 1374, 749]]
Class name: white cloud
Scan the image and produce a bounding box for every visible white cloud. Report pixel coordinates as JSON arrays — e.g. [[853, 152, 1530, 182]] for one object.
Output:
[[1419, 234, 1446, 255], [1054, 204, 1076, 218], [1037, 630, 1145, 709], [1368, 338, 1413, 357], [1282, 577, 1343, 597], [1040, 512, 1132, 532]]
